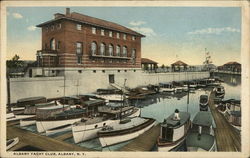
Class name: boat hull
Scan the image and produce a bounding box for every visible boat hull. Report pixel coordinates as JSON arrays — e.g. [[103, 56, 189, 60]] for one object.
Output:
[[157, 140, 184, 152], [36, 117, 82, 133], [99, 120, 156, 147], [20, 119, 36, 127], [6, 137, 19, 150], [72, 108, 141, 143], [45, 124, 72, 136]]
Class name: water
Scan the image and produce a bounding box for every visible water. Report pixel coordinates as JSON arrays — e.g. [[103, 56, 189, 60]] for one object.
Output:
[[17, 74, 241, 151]]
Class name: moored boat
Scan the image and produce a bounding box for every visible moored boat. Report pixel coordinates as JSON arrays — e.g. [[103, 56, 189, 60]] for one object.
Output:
[[224, 101, 241, 131], [159, 83, 175, 93], [186, 111, 216, 151], [157, 109, 191, 151], [35, 105, 82, 133], [45, 124, 72, 136], [97, 117, 156, 147], [72, 105, 140, 143], [199, 95, 209, 111], [214, 86, 225, 98], [6, 137, 19, 150]]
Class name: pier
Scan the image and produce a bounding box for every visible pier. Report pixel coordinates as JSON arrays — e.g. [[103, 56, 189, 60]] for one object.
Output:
[[118, 123, 160, 151], [7, 125, 95, 151], [208, 91, 241, 151]]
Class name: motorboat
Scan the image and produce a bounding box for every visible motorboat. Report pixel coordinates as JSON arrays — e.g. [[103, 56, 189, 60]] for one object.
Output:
[[72, 105, 140, 143], [214, 86, 225, 98], [159, 83, 175, 93], [186, 111, 216, 151], [199, 95, 209, 111], [36, 105, 84, 133], [157, 109, 191, 151], [97, 117, 156, 147], [6, 137, 19, 150]]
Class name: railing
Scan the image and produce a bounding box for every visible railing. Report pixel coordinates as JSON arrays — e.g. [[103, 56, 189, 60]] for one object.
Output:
[[89, 51, 132, 60]]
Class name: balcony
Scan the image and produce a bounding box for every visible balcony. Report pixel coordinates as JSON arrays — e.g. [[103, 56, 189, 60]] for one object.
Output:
[[90, 51, 132, 60], [37, 49, 58, 57]]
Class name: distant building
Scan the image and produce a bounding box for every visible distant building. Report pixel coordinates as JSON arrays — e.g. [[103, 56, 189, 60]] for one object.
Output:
[[171, 60, 188, 72], [141, 58, 158, 71], [218, 62, 241, 72], [34, 8, 144, 77]]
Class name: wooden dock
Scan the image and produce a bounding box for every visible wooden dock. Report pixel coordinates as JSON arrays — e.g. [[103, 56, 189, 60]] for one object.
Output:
[[208, 91, 241, 151], [118, 123, 160, 151], [7, 126, 95, 151]]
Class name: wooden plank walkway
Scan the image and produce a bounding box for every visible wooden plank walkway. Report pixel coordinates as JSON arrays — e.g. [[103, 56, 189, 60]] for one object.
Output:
[[7, 126, 95, 151], [118, 123, 160, 151], [208, 91, 241, 151]]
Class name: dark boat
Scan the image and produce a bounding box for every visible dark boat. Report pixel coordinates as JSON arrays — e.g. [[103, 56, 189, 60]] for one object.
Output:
[[199, 95, 209, 111]]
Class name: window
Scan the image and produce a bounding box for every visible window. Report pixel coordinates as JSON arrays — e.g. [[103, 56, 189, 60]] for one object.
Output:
[[118, 70, 120, 72], [132, 36, 136, 40], [132, 49, 136, 58], [123, 34, 126, 40], [57, 41, 61, 49], [108, 44, 113, 56], [117, 32, 120, 39], [109, 31, 112, 37], [102, 70, 105, 73], [76, 24, 82, 30], [78, 70, 82, 73], [91, 42, 97, 55], [50, 38, 56, 50], [122, 46, 127, 57], [100, 43, 105, 55], [57, 23, 61, 29], [76, 42, 83, 55], [92, 27, 96, 34], [101, 29, 105, 36], [46, 27, 49, 32], [51, 25, 54, 31], [93, 70, 96, 73], [116, 45, 121, 56]]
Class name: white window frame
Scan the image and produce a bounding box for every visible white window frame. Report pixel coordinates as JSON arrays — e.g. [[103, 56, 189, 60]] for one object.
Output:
[[100, 43, 105, 55], [76, 42, 83, 55], [92, 27, 96, 34], [116, 45, 121, 56], [109, 31, 113, 37], [117, 32, 120, 39], [91, 42, 97, 55], [101, 29, 105, 36], [132, 36, 136, 41], [123, 46, 127, 57], [109, 44, 113, 56], [76, 24, 82, 30], [123, 34, 126, 40]]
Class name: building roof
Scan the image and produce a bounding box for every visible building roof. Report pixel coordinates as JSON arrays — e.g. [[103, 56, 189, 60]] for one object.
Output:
[[37, 9, 145, 37], [223, 61, 241, 66], [141, 58, 158, 64], [171, 60, 188, 66]]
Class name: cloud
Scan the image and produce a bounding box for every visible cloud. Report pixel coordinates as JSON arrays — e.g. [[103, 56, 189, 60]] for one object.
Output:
[[130, 26, 156, 36], [129, 21, 146, 26], [27, 25, 36, 31], [187, 27, 240, 35], [12, 12, 23, 19]]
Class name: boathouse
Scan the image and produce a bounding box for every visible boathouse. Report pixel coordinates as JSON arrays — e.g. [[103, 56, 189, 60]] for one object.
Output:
[[171, 60, 188, 72], [217, 62, 241, 73], [141, 58, 158, 72]]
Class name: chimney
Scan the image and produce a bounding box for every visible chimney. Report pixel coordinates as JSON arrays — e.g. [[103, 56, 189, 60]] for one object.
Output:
[[66, 8, 70, 16], [173, 109, 180, 120]]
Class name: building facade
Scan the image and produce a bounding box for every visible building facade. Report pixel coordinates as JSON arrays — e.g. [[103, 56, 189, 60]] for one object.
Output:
[[36, 8, 144, 71]]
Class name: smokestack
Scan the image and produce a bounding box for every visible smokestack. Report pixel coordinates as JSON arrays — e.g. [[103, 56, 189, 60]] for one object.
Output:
[[173, 109, 180, 120], [66, 8, 70, 16]]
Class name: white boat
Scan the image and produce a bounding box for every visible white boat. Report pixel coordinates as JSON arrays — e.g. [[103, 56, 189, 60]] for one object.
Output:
[[10, 107, 25, 111], [98, 117, 156, 147], [186, 111, 216, 152], [96, 94, 128, 102], [159, 83, 175, 93], [225, 102, 241, 131], [157, 109, 191, 152], [36, 105, 83, 133], [20, 118, 36, 127], [175, 87, 183, 93], [7, 112, 15, 119], [45, 124, 72, 136], [189, 81, 197, 89], [6, 137, 19, 150], [72, 106, 140, 143]]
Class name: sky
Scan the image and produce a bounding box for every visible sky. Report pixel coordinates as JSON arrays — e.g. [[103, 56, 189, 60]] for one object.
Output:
[[6, 7, 241, 66]]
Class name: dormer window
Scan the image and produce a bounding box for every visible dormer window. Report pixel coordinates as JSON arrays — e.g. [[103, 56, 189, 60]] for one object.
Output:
[[76, 24, 82, 30], [92, 27, 96, 34], [101, 29, 105, 36], [109, 31, 113, 37]]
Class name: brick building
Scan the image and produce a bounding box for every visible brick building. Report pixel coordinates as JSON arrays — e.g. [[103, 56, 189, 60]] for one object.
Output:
[[36, 8, 144, 70]]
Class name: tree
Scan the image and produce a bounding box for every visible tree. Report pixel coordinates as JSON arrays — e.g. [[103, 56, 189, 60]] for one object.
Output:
[[161, 64, 165, 69], [6, 54, 24, 68]]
